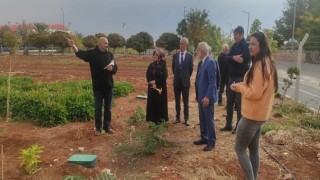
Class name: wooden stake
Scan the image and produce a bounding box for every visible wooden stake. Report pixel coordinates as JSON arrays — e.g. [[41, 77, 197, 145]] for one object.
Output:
[[1, 144, 3, 180], [6, 56, 12, 121]]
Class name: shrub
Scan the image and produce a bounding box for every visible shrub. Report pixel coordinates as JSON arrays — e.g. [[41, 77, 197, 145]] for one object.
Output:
[[0, 75, 134, 127], [113, 81, 135, 97], [301, 115, 320, 129], [19, 145, 43, 174], [128, 106, 145, 125]]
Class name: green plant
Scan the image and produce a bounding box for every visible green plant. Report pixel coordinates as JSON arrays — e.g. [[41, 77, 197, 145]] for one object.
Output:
[[261, 123, 280, 135], [128, 106, 145, 125], [113, 81, 135, 97], [301, 115, 320, 129], [281, 66, 299, 105], [19, 145, 43, 174], [143, 122, 172, 154], [116, 121, 172, 155]]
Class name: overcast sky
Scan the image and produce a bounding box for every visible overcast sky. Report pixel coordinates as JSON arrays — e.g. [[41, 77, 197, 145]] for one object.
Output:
[[0, 0, 285, 40]]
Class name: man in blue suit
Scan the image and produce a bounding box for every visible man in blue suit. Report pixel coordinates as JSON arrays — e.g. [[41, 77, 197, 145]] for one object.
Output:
[[172, 37, 194, 126], [194, 42, 218, 151]]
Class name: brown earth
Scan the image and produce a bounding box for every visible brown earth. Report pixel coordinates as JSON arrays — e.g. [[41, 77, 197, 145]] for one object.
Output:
[[0, 54, 319, 180]]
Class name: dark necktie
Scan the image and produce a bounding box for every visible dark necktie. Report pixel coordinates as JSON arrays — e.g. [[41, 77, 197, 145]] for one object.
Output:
[[180, 52, 184, 69]]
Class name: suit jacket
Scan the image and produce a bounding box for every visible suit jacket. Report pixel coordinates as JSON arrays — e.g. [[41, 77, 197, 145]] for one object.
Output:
[[172, 51, 194, 88], [195, 56, 217, 103]]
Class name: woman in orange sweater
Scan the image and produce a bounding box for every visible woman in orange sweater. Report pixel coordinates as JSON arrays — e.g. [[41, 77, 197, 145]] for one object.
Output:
[[231, 32, 278, 180]]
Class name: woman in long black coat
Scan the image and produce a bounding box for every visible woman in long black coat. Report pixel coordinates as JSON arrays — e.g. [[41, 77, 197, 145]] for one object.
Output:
[[146, 48, 168, 124]]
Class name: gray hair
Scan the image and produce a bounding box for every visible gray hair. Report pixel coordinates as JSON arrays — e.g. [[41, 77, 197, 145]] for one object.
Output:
[[180, 37, 189, 45], [222, 44, 229, 50], [197, 42, 210, 55]]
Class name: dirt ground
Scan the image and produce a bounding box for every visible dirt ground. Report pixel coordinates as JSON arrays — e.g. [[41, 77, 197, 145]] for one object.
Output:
[[0, 54, 319, 180]]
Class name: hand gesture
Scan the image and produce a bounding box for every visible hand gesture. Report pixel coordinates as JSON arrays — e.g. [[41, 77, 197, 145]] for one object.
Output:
[[66, 38, 75, 47], [233, 55, 243, 63], [201, 97, 210, 107]]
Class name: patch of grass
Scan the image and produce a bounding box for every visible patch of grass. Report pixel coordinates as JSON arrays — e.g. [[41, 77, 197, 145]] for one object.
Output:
[[128, 61, 150, 67], [261, 123, 280, 135], [301, 115, 320, 129], [116, 122, 173, 155], [128, 106, 145, 125]]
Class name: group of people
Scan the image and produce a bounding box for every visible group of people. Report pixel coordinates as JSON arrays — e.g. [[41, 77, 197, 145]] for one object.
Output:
[[66, 25, 278, 179]]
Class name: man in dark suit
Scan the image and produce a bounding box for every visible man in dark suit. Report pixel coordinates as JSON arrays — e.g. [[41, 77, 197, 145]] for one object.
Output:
[[194, 42, 218, 151], [172, 37, 194, 126]]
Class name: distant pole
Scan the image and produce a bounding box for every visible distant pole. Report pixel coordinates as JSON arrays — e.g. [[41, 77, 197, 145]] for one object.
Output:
[[291, 0, 297, 51], [294, 33, 309, 102], [61, 8, 65, 27], [227, 23, 232, 40], [122, 23, 126, 56], [241, 11, 250, 37]]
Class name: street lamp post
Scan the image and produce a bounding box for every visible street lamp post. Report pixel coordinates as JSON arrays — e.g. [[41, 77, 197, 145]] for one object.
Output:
[[291, 0, 297, 51], [241, 11, 250, 37], [61, 8, 65, 27], [122, 23, 126, 56], [227, 23, 232, 40]]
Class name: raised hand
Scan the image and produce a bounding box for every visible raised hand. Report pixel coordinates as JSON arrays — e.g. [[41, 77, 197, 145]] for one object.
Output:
[[66, 38, 75, 46]]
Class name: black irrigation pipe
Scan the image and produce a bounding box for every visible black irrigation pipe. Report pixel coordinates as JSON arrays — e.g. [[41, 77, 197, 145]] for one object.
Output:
[[262, 146, 296, 180]]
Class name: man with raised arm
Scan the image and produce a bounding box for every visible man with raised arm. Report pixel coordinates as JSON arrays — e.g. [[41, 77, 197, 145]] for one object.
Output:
[[67, 37, 118, 136]]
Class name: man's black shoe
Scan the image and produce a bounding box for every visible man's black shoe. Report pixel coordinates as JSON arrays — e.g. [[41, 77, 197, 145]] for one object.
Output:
[[105, 128, 114, 134], [220, 126, 232, 131], [184, 120, 190, 126], [193, 139, 207, 145], [203, 144, 215, 151], [173, 119, 181, 124]]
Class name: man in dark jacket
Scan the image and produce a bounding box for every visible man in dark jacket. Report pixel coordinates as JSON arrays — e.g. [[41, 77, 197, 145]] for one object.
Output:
[[220, 26, 250, 134], [172, 37, 194, 126], [67, 37, 118, 136], [217, 44, 229, 105]]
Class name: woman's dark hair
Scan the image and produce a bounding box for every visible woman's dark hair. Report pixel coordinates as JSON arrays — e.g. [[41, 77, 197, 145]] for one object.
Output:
[[246, 32, 278, 92]]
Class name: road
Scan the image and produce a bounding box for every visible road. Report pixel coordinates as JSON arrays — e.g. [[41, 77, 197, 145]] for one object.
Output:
[[276, 60, 320, 110]]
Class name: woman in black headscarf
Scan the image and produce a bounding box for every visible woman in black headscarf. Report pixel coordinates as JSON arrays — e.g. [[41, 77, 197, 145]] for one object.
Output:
[[146, 48, 168, 124]]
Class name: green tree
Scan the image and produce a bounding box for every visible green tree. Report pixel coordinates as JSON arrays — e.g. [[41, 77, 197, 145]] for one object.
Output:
[[34, 22, 49, 34], [3, 30, 19, 54], [206, 24, 223, 55], [274, 0, 309, 46], [107, 33, 125, 53], [156, 32, 180, 52], [176, 19, 188, 37], [70, 33, 84, 50], [185, 9, 210, 48], [28, 33, 49, 54], [49, 31, 71, 54], [262, 29, 279, 56], [82, 35, 97, 49], [250, 19, 262, 35], [95, 32, 107, 38], [126, 32, 154, 55], [16, 21, 34, 54]]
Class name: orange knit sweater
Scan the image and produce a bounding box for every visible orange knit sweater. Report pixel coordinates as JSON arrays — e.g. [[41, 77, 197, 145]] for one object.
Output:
[[234, 58, 276, 121]]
